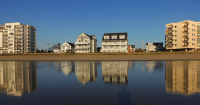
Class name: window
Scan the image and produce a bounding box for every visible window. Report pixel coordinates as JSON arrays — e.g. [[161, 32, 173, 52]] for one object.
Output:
[[175, 44, 177, 46], [85, 40, 88, 42], [175, 35, 177, 37], [192, 43, 193, 45], [175, 39, 177, 42], [194, 43, 195, 45], [175, 26, 177, 28], [192, 34, 193, 36], [192, 29, 193, 31], [119, 35, 125, 39], [194, 34, 195, 36], [112, 35, 117, 39], [104, 36, 109, 39], [198, 39, 200, 42], [198, 34, 200, 37], [175, 30, 177, 32], [197, 25, 200, 27], [6, 25, 11, 28], [192, 38, 193, 41], [110, 46, 113, 48], [194, 39, 195, 41], [198, 30, 200, 32], [198, 43, 200, 46]]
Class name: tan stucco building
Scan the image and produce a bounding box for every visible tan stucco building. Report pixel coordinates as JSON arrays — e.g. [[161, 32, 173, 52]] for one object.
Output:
[[0, 22, 36, 53], [165, 20, 200, 51]]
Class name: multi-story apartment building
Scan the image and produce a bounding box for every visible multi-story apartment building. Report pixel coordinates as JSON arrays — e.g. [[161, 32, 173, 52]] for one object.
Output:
[[75, 33, 97, 53], [101, 33, 128, 53], [0, 22, 36, 54], [165, 61, 200, 95], [146, 42, 163, 52], [165, 20, 200, 51]]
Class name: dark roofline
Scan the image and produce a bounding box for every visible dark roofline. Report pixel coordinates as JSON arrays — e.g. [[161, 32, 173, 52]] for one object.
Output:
[[102, 32, 128, 40]]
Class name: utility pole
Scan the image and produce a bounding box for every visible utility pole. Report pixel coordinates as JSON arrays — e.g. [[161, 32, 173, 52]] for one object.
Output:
[[47, 43, 49, 53], [142, 41, 144, 52]]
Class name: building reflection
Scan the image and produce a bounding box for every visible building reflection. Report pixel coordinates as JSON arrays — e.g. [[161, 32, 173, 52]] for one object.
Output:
[[165, 61, 200, 95], [75, 61, 97, 85], [145, 61, 163, 73], [54, 61, 75, 76], [102, 61, 129, 84], [0, 61, 37, 97]]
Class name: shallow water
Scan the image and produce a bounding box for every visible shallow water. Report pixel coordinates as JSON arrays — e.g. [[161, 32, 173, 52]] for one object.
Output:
[[0, 61, 200, 105]]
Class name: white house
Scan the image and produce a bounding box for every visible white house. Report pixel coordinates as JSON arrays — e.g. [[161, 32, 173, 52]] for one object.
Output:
[[75, 33, 97, 53], [101, 33, 128, 53], [61, 42, 75, 53], [146, 42, 163, 52]]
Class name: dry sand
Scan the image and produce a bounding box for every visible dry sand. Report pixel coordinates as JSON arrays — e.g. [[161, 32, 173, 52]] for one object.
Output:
[[0, 54, 200, 61]]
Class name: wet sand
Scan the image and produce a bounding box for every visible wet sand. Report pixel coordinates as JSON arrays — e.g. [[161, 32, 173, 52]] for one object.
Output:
[[0, 54, 200, 61]]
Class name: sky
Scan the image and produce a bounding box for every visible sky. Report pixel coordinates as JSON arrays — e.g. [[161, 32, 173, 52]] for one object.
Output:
[[1, 0, 200, 50]]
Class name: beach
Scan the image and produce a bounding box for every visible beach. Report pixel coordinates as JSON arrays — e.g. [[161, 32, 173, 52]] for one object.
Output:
[[0, 54, 200, 61]]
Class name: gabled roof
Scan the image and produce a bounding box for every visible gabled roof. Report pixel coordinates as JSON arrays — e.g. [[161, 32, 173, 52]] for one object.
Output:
[[102, 32, 128, 40], [78, 33, 96, 40], [62, 42, 74, 46]]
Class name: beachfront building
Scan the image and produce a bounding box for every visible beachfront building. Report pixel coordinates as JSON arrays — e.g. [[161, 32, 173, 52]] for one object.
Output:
[[0, 22, 36, 54], [61, 42, 75, 53], [165, 20, 200, 52], [146, 42, 163, 52], [75, 33, 97, 53], [128, 45, 135, 53], [101, 33, 128, 53]]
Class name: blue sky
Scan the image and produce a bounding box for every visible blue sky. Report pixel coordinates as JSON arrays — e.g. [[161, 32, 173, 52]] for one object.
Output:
[[1, 0, 200, 49]]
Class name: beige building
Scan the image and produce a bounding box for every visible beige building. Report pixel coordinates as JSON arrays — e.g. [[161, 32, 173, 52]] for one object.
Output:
[[0, 22, 36, 53], [165, 61, 200, 95], [165, 20, 200, 51], [75, 61, 97, 85], [75, 33, 97, 53], [0, 61, 37, 97], [102, 61, 129, 84]]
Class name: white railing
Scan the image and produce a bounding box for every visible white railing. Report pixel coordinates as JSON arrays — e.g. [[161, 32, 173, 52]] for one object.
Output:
[[75, 41, 89, 44]]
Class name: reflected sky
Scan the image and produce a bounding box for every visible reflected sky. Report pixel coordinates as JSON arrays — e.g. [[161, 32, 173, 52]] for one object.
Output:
[[0, 61, 200, 105]]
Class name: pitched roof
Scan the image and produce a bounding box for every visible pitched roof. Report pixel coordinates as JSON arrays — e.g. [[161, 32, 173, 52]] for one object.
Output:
[[102, 33, 128, 40]]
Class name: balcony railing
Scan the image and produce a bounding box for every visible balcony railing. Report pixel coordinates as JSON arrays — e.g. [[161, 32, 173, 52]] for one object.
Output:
[[182, 40, 189, 43], [182, 26, 189, 29], [75, 46, 90, 49], [75, 51, 90, 53], [182, 45, 188, 47], [75, 42, 90, 45]]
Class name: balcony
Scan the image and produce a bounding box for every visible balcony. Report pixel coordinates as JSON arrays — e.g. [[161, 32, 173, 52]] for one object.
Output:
[[182, 45, 188, 47], [166, 46, 172, 48], [182, 35, 189, 39], [165, 33, 172, 36], [75, 41, 89, 45], [182, 40, 189, 43], [182, 31, 188, 34], [165, 37, 172, 40], [75, 46, 90, 49], [14, 42, 22, 44], [182, 25, 189, 29], [102, 42, 127, 45], [165, 27, 172, 31]]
